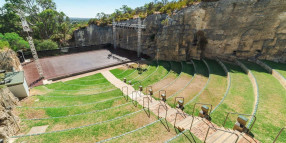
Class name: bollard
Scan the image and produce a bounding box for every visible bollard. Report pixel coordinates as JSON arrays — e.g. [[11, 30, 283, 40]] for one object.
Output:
[[161, 94, 166, 102], [128, 81, 132, 85], [149, 89, 153, 96], [199, 105, 209, 119], [176, 100, 184, 110], [139, 86, 143, 91], [233, 115, 248, 132], [123, 78, 127, 83]]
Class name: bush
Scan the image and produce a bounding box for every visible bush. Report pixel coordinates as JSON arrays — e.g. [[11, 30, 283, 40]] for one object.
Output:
[[1, 32, 29, 51], [37, 40, 58, 50], [0, 40, 10, 49]]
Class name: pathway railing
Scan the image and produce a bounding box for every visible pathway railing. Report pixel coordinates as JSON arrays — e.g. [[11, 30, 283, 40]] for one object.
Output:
[[222, 112, 256, 134], [273, 127, 286, 143], [190, 103, 213, 130]]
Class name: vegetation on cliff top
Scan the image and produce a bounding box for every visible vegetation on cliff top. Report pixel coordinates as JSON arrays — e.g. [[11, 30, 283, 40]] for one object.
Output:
[[88, 0, 203, 27]]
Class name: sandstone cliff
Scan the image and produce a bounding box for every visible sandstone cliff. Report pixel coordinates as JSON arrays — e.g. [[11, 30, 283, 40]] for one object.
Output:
[[0, 88, 19, 142], [74, 0, 286, 62], [0, 48, 22, 72]]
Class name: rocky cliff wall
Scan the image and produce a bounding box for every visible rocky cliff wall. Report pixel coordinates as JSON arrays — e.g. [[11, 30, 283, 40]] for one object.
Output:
[[74, 0, 286, 62], [0, 88, 19, 142], [0, 48, 22, 72]]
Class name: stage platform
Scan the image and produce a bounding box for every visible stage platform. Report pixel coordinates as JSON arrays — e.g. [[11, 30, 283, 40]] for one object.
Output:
[[23, 48, 138, 87]]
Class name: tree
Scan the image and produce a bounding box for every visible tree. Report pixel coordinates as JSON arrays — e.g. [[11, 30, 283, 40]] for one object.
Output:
[[0, 32, 29, 51], [0, 3, 22, 34]]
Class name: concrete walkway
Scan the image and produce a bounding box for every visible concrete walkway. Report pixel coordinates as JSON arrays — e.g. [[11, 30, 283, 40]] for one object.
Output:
[[101, 70, 259, 143]]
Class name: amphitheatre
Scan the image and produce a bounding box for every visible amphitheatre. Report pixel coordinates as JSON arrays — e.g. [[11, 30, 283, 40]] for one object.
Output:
[[0, 0, 285, 143]]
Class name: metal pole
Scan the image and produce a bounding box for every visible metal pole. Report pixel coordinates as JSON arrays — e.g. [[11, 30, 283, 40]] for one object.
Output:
[[113, 19, 117, 50], [17, 10, 44, 78], [137, 18, 142, 58]]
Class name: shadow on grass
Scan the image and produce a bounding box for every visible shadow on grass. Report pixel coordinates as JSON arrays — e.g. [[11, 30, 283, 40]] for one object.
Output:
[[262, 60, 286, 72]]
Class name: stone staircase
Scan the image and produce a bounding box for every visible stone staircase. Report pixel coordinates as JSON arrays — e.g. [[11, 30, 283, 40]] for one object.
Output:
[[102, 70, 259, 143]]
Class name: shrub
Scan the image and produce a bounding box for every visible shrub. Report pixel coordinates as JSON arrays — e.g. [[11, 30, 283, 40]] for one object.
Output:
[[37, 40, 58, 50], [0, 40, 10, 49], [2, 32, 29, 51]]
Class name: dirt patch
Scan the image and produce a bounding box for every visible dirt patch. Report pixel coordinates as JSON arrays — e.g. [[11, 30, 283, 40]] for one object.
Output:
[[154, 74, 192, 99], [172, 75, 208, 103], [22, 109, 48, 119], [151, 76, 177, 92]]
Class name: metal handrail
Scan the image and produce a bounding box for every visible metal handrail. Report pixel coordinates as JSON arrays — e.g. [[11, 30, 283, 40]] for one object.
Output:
[[131, 91, 138, 107], [223, 112, 256, 134], [121, 86, 128, 101], [190, 103, 213, 130], [174, 112, 186, 128], [204, 127, 239, 143], [273, 127, 286, 143], [158, 105, 168, 119], [143, 97, 150, 118], [143, 97, 150, 110], [174, 97, 184, 109]]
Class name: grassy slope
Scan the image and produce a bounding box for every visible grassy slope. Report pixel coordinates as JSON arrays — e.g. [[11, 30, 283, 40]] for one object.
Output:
[[183, 60, 209, 114], [16, 111, 158, 143], [263, 60, 286, 78], [186, 59, 227, 117], [210, 63, 254, 128], [133, 61, 170, 90], [20, 89, 123, 107], [109, 120, 177, 143], [166, 62, 194, 107], [242, 61, 286, 143]]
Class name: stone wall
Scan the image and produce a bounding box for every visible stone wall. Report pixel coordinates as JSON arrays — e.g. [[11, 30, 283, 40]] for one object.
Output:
[[0, 48, 22, 72], [74, 0, 286, 62], [0, 88, 19, 142]]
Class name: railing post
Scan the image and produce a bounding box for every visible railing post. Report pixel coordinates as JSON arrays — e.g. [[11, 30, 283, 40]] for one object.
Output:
[[131, 91, 138, 107], [121, 86, 128, 101], [273, 127, 286, 143], [190, 103, 213, 130], [174, 97, 185, 111], [223, 112, 257, 134]]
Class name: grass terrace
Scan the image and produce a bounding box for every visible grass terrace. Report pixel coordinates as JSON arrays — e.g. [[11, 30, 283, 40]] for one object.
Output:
[[263, 60, 286, 77], [210, 63, 255, 129], [242, 61, 286, 143], [13, 59, 286, 143]]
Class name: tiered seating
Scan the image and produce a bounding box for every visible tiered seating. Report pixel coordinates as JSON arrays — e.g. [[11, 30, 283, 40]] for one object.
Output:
[[242, 61, 286, 143], [263, 60, 286, 78], [14, 59, 286, 143]]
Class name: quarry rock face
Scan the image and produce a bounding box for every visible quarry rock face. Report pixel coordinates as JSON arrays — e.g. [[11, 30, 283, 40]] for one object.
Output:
[[74, 0, 286, 62], [0, 88, 19, 142], [0, 49, 22, 72]]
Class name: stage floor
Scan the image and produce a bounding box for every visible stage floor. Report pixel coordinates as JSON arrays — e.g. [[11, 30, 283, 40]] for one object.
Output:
[[23, 48, 136, 87]]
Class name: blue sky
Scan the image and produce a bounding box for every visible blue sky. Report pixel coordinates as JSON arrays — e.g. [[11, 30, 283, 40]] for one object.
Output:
[[0, 0, 155, 18]]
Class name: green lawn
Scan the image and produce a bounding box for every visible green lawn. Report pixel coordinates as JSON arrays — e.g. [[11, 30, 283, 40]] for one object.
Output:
[[263, 60, 286, 78], [184, 59, 227, 117], [242, 61, 286, 143], [210, 63, 254, 129], [182, 60, 209, 114], [16, 111, 158, 143], [166, 62, 194, 107], [133, 61, 170, 90]]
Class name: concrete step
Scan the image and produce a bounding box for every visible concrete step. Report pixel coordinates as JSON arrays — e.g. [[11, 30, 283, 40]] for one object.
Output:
[[206, 129, 227, 143], [212, 131, 235, 143]]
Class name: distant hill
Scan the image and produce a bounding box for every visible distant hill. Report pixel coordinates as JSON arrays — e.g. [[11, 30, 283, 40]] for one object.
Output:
[[70, 17, 91, 23]]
